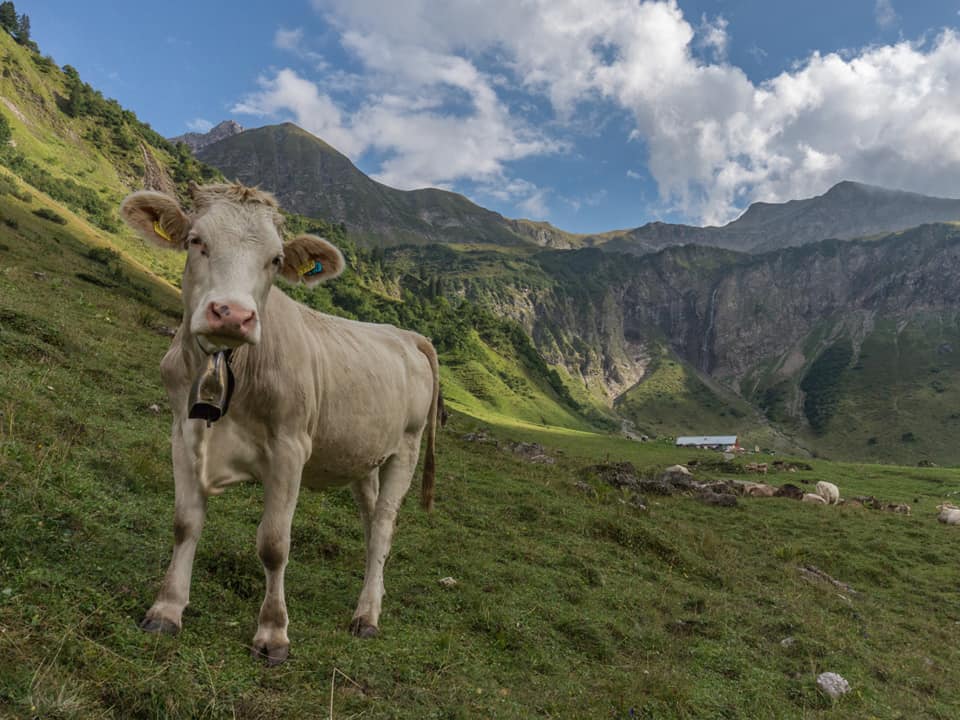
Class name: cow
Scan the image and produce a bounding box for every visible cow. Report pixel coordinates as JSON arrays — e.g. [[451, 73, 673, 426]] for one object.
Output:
[[802, 493, 828, 504], [120, 183, 441, 665], [815, 481, 840, 505], [937, 503, 960, 525]]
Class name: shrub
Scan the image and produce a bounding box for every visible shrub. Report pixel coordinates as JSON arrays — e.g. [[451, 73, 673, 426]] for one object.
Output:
[[32, 207, 66, 224]]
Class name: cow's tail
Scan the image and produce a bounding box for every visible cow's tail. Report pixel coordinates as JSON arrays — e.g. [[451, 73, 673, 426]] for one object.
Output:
[[417, 337, 441, 511]]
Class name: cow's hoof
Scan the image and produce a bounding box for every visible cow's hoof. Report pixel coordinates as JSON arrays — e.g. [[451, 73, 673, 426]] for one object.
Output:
[[139, 616, 180, 635], [252, 642, 289, 666], [349, 618, 379, 639]]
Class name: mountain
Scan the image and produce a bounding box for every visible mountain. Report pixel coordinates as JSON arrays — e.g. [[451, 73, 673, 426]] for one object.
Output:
[[591, 181, 960, 254], [195, 122, 580, 249], [169, 119, 244, 153]]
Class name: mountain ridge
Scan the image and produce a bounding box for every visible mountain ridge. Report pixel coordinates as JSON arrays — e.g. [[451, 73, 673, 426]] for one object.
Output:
[[183, 120, 960, 254]]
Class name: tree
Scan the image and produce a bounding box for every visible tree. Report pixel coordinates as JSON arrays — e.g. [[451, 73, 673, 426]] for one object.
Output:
[[0, 2, 15, 34], [14, 13, 28, 44], [0, 112, 11, 146]]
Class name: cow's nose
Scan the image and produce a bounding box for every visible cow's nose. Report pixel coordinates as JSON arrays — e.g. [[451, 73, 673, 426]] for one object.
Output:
[[206, 302, 257, 336]]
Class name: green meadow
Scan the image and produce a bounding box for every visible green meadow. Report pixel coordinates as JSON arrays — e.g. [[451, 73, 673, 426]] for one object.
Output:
[[2, 194, 960, 720]]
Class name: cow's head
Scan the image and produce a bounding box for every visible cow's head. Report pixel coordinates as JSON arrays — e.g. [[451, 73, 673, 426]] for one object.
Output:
[[121, 183, 344, 352]]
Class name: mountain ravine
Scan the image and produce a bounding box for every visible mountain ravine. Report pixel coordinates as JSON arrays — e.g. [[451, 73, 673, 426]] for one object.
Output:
[[424, 223, 960, 458]]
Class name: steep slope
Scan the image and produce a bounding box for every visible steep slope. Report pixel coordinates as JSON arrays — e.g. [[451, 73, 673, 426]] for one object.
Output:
[[593, 181, 960, 255], [196, 122, 580, 249]]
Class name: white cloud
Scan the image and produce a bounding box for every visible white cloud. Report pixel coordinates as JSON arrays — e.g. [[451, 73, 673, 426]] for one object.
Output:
[[186, 118, 213, 133], [697, 14, 729, 62], [275, 27, 304, 51], [875, 0, 898, 29], [626, 169, 643, 180], [235, 1, 960, 224]]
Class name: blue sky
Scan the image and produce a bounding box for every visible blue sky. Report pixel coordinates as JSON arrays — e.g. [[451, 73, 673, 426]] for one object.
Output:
[[25, 0, 960, 233]]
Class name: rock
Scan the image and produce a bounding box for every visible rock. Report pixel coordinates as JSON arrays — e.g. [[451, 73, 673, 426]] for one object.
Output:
[[780, 636, 795, 648], [636, 479, 674, 496], [664, 464, 692, 476], [504, 441, 555, 464], [659, 466, 696, 490], [627, 493, 648, 510], [462, 431, 490, 443], [816, 672, 851, 699], [32, 271, 46, 280], [154, 325, 177, 337], [573, 480, 597, 498], [583, 462, 640, 490], [722, 452, 735, 460], [438, 577, 457, 588], [147, 404, 161, 414], [697, 491, 738, 507]]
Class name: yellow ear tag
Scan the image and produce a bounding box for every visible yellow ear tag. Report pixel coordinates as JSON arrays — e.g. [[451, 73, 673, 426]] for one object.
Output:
[[299, 260, 323, 277], [153, 220, 175, 244]]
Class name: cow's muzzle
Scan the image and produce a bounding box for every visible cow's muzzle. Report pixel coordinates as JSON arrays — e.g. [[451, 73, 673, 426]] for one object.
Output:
[[188, 350, 235, 425], [203, 301, 257, 343]]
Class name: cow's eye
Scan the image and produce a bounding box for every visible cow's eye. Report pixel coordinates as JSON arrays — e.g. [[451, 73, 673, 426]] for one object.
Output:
[[272, 255, 283, 268], [189, 237, 202, 246]]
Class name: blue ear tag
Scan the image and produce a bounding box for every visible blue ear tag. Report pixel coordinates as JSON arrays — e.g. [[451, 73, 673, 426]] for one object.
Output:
[[298, 260, 324, 278]]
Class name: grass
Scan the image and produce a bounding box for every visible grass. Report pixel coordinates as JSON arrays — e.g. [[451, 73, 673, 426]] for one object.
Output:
[[3, 200, 960, 719]]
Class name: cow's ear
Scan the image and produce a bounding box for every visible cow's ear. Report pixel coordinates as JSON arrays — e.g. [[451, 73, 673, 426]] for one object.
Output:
[[281, 234, 345, 286], [120, 191, 190, 250]]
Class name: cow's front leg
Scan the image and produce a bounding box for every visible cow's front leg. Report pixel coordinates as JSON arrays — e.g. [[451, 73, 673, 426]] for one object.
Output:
[[142, 427, 206, 634], [351, 446, 417, 637], [251, 452, 305, 666]]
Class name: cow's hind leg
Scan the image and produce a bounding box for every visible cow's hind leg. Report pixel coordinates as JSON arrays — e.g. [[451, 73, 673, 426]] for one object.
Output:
[[350, 442, 418, 637], [142, 428, 207, 635], [251, 451, 305, 666]]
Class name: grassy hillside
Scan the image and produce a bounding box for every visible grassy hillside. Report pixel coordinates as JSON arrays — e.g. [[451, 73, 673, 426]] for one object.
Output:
[[3, 179, 960, 718]]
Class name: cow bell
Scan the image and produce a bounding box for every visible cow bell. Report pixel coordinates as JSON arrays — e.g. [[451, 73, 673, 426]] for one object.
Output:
[[188, 350, 235, 425]]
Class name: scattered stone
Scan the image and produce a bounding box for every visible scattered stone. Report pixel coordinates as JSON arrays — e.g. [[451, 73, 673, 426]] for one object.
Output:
[[583, 462, 640, 490], [462, 431, 491, 443], [438, 576, 458, 588], [697, 491, 738, 507], [573, 480, 597, 498], [722, 452, 735, 460], [658, 465, 696, 490], [664, 464, 692, 476], [917, 460, 938, 468], [780, 636, 795, 648], [627, 493, 648, 511], [147, 404, 161, 415], [816, 672, 851, 699], [32, 271, 46, 280], [154, 325, 177, 337], [798, 565, 860, 597], [504, 441, 555, 464], [775, 483, 804, 500]]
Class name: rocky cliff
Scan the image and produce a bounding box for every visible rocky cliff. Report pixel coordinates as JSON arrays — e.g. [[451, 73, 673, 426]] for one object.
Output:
[[169, 120, 244, 153]]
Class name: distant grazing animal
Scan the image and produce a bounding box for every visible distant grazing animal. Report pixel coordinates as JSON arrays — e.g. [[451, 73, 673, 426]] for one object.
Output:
[[938, 503, 960, 525], [746, 462, 769, 474], [121, 183, 441, 665], [802, 493, 828, 504], [745, 483, 776, 497], [815, 481, 840, 505], [775, 483, 804, 500]]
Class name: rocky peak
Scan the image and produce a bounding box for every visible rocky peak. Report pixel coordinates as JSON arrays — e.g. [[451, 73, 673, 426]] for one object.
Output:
[[169, 120, 244, 153]]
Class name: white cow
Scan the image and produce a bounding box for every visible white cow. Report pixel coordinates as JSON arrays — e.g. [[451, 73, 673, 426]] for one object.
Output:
[[938, 503, 960, 525], [121, 183, 441, 664], [815, 481, 840, 505], [802, 493, 828, 504]]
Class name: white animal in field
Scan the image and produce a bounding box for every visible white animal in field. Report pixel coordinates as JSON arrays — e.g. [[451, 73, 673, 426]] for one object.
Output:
[[815, 481, 840, 505], [121, 183, 442, 665], [937, 503, 960, 525], [802, 493, 828, 504]]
